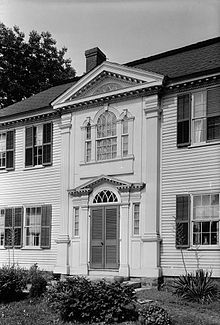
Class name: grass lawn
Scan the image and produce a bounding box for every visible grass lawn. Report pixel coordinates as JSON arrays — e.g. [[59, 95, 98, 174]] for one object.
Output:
[[0, 289, 219, 325]]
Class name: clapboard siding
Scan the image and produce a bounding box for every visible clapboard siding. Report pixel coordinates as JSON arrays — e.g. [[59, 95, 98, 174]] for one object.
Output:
[[161, 94, 220, 277], [0, 119, 61, 270]]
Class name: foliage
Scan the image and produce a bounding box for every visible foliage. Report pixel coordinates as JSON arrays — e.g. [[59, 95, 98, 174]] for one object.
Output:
[[27, 264, 51, 298], [0, 23, 76, 108], [45, 276, 138, 323], [172, 269, 218, 304], [0, 265, 27, 302], [138, 304, 172, 325], [29, 275, 47, 298]]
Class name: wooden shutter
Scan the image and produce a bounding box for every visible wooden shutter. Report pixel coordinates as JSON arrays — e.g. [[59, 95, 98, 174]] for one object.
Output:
[[4, 208, 13, 248], [90, 208, 104, 268], [4, 207, 23, 248], [177, 94, 191, 146], [43, 123, 52, 166], [14, 207, 23, 247], [176, 195, 190, 248], [40, 205, 52, 248], [25, 126, 34, 167], [105, 206, 119, 269], [6, 130, 15, 170], [207, 87, 220, 141]]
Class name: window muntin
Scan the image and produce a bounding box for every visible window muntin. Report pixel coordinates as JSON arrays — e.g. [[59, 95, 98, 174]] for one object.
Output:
[[193, 194, 219, 246], [192, 92, 206, 144], [0, 133, 6, 168], [34, 125, 43, 166], [96, 111, 117, 161], [73, 207, 79, 237], [133, 203, 140, 235], [25, 207, 41, 246], [93, 190, 118, 203]]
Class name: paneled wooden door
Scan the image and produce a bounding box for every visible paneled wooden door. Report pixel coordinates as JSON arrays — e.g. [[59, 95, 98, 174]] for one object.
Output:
[[90, 206, 119, 269]]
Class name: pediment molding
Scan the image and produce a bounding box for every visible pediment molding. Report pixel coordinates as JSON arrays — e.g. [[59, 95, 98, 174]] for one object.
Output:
[[68, 175, 145, 196], [52, 61, 164, 110]]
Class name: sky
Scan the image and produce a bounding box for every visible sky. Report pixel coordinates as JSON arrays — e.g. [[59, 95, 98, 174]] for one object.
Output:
[[0, 0, 219, 76]]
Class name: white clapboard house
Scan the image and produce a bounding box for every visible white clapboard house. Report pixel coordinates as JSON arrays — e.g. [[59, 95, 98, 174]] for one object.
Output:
[[0, 37, 219, 281]]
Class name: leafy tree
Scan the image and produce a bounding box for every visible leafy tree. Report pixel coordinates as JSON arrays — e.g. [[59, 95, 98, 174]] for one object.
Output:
[[0, 23, 76, 108]]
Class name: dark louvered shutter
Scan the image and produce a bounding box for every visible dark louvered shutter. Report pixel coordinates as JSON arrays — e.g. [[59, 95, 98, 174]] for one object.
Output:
[[207, 87, 220, 141], [6, 130, 15, 170], [41, 205, 52, 248], [25, 126, 34, 167], [90, 208, 104, 268], [105, 207, 119, 269], [177, 94, 191, 146], [14, 207, 23, 247], [176, 195, 190, 249], [5, 208, 13, 248], [43, 123, 52, 166]]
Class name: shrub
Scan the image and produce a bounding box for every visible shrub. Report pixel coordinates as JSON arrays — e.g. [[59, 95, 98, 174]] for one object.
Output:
[[29, 275, 47, 298], [172, 269, 218, 304], [138, 304, 172, 325], [0, 265, 28, 302], [45, 276, 138, 323]]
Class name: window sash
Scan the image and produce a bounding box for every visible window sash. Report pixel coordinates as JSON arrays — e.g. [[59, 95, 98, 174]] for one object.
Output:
[[192, 194, 219, 246], [133, 203, 140, 235], [73, 208, 79, 237]]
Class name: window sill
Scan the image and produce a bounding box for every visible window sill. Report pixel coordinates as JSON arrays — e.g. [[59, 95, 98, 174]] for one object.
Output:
[[188, 246, 220, 251], [21, 247, 43, 250], [23, 165, 46, 171], [80, 155, 134, 166], [188, 140, 220, 149], [0, 169, 8, 174]]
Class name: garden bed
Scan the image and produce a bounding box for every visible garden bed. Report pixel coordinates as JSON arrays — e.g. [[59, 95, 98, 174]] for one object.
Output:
[[0, 288, 219, 325]]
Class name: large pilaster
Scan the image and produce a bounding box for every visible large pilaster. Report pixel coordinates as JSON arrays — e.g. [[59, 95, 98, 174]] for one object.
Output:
[[119, 192, 130, 277], [141, 95, 161, 277], [54, 113, 72, 274]]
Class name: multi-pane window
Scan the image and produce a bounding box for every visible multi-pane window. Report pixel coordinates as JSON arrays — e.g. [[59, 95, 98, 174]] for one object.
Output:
[[177, 86, 220, 146], [25, 205, 52, 248], [85, 123, 91, 162], [122, 118, 128, 157], [73, 207, 79, 237], [0, 205, 51, 248], [0, 130, 15, 170], [133, 203, 140, 235], [193, 194, 219, 246], [25, 207, 41, 246], [96, 111, 117, 160], [25, 122, 52, 167]]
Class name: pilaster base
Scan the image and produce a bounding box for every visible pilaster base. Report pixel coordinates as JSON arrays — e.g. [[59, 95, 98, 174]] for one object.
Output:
[[54, 234, 70, 275]]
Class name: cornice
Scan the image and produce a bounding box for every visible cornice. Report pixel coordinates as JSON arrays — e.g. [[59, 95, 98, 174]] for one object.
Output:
[[0, 111, 59, 130], [164, 74, 220, 95]]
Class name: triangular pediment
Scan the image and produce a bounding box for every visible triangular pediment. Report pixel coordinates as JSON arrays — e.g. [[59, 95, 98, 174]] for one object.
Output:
[[68, 175, 145, 196], [52, 61, 164, 109]]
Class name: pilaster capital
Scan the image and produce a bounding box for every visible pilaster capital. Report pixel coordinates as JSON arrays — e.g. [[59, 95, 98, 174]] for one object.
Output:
[[55, 234, 70, 244], [60, 113, 72, 133], [144, 95, 162, 119]]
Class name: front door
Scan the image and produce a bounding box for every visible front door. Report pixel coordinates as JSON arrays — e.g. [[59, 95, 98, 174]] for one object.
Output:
[[90, 206, 119, 269]]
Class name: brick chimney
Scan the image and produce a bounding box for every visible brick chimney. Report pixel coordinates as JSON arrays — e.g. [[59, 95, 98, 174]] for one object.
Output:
[[85, 47, 106, 73]]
